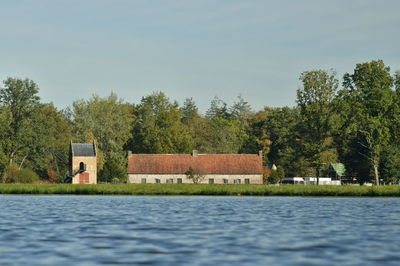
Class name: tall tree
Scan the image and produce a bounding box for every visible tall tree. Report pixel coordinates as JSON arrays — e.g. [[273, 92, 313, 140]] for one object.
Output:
[[341, 60, 395, 185], [0, 78, 40, 166], [181, 97, 200, 125], [72, 93, 134, 175], [263, 107, 301, 175], [230, 95, 252, 123], [130, 92, 193, 154], [28, 104, 73, 178], [191, 117, 245, 154], [296, 70, 339, 182], [394, 71, 400, 94], [206, 96, 230, 119]]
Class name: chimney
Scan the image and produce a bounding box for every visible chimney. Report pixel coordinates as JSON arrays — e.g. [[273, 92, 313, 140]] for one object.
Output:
[[259, 150, 263, 157], [128, 150, 132, 158], [192, 150, 198, 157]]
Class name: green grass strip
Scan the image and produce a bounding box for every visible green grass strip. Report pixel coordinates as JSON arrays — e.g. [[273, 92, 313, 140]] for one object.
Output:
[[0, 184, 399, 197]]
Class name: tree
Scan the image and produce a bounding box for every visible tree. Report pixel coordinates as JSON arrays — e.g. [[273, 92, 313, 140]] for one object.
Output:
[[394, 71, 400, 95], [296, 70, 339, 183], [380, 141, 400, 184], [206, 96, 230, 119], [0, 78, 41, 167], [240, 110, 271, 162], [341, 60, 395, 185], [185, 167, 205, 184], [230, 95, 252, 124], [267, 166, 285, 184], [0, 107, 11, 177], [181, 98, 200, 125], [130, 92, 193, 154], [98, 158, 127, 183], [261, 107, 300, 175], [28, 104, 73, 178], [72, 93, 134, 171], [190, 117, 245, 154]]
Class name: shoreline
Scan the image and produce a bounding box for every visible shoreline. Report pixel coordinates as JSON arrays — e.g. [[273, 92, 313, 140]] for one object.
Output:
[[0, 184, 399, 197]]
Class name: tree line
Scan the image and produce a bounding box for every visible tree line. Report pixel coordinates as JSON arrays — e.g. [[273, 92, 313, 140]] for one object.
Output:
[[1, 59, 399, 184]]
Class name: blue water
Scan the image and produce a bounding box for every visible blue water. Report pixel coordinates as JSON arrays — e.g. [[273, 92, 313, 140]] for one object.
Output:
[[0, 196, 399, 265]]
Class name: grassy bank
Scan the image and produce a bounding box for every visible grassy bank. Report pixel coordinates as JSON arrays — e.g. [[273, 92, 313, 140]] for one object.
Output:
[[0, 184, 399, 196]]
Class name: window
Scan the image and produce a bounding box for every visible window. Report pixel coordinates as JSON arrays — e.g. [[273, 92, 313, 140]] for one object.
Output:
[[245, 178, 250, 184], [79, 162, 86, 172], [141, 178, 146, 184], [223, 179, 228, 184], [166, 179, 174, 184], [155, 178, 161, 184], [208, 178, 214, 184], [234, 179, 241, 184], [177, 178, 183, 184]]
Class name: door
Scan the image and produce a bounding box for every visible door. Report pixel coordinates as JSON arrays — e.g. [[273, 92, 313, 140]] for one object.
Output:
[[79, 172, 90, 184]]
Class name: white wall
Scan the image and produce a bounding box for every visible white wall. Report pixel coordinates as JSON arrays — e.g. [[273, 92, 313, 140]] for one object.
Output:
[[128, 174, 263, 184]]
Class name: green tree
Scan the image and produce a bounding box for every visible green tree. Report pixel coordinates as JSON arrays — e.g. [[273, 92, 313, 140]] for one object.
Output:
[[380, 142, 400, 184], [98, 158, 127, 183], [263, 107, 300, 175], [341, 60, 395, 185], [230, 95, 252, 124], [394, 71, 400, 94], [0, 78, 40, 166], [185, 167, 205, 184], [28, 104, 73, 178], [72, 93, 134, 171], [206, 96, 230, 119], [267, 166, 285, 184], [191, 117, 245, 154], [181, 98, 200, 125], [296, 70, 339, 182], [130, 92, 193, 153]]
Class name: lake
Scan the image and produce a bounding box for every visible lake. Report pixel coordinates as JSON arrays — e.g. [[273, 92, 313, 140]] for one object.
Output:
[[0, 196, 399, 265]]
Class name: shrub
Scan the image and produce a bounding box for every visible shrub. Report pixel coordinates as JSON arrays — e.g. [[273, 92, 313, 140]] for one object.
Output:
[[14, 168, 40, 183], [98, 159, 127, 183], [267, 166, 285, 184], [2, 164, 19, 183], [47, 170, 58, 183]]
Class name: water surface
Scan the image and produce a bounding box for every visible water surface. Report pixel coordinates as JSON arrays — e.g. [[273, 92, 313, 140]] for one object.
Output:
[[0, 196, 399, 265]]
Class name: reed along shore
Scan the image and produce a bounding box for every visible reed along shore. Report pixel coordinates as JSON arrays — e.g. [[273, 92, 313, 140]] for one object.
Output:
[[0, 184, 399, 197]]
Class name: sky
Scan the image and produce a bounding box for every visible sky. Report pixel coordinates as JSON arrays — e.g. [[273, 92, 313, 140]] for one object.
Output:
[[0, 0, 399, 113]]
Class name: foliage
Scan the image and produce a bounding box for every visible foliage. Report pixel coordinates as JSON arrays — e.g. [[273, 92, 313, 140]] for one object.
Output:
[[72, 93, 134, 171], [296, 69, 339, 169], [2, 165, 39, 183], [14, 168, 40, 183], [1, 59, 399, 185], [380, 142, 400, 184], [267, 166, 285, 184], [130, 92, 193, 154], [181, 97, 200, 125], [185, 167, 205, 184], [98, 159, 127, 183], [340, 60, 395, 185], [262, 107, 300, 173], [206, 96, 230, 119], [28, 104, 73, 178], [0, 78, 41, 167]]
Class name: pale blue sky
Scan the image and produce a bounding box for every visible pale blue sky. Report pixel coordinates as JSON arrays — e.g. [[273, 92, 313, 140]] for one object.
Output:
[[0, 0, 399, 112]]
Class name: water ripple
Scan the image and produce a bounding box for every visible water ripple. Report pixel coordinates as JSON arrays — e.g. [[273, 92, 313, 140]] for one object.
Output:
[[0, 196, 400, 265]]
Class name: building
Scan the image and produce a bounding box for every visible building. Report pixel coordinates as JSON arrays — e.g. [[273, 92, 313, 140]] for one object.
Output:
[[127, 151, 263, 184], [282, 177, 341, 185], [69, 142, 97, 184], [328, 163, 346, 180]]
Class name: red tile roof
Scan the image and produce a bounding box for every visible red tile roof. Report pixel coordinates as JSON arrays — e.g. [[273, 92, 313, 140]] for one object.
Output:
[[127, 154, 263, 175]]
